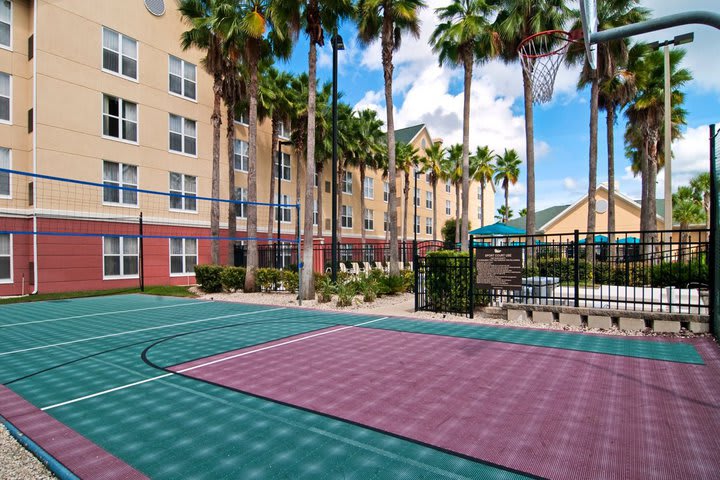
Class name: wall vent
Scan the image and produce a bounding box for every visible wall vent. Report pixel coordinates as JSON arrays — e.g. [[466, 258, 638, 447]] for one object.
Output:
[[144, 0, 165, 16]]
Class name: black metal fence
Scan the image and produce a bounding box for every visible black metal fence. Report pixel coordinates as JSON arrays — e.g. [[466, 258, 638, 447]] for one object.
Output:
[[415, 229, 711, 318]]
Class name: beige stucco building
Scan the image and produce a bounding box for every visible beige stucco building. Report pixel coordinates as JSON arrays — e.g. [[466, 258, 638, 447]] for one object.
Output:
[[0, 0, 494, 294]]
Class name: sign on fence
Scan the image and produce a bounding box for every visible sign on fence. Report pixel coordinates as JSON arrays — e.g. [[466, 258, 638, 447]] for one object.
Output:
[[475, 247, 523, 289]]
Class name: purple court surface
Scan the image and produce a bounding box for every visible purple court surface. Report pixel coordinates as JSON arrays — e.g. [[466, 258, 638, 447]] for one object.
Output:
[[172, 327, 720, 480]]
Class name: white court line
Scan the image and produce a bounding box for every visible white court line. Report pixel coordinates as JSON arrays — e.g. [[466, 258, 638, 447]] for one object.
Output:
[[0, 307, 286, 357], [0, 301, 205, 328], [41, 316, 389, 411]]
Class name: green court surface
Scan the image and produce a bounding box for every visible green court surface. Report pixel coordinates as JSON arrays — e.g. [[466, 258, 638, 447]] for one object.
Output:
[[0, 295, 705, 479]]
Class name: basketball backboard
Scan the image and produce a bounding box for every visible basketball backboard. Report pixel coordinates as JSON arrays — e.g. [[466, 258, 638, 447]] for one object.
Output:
[[579, 0, 597, 70]]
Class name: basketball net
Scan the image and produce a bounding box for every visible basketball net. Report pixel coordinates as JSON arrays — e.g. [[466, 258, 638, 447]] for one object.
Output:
[[518, 30, 579, 104]]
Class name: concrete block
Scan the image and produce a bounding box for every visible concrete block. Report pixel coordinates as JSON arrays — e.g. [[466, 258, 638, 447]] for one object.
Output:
[[587, 315, 612, 330], [506, 309, 527, 323], [533, 311, 554, 324], [558, 313, 582, 327], [652, 319, 681, 333], [619, 317, 646, 332], [689, 321, 710, 334]]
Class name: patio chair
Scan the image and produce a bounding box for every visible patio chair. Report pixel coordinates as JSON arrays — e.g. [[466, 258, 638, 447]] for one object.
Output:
[[374, 261, 384, 272], [350, 262, 362, 275], [363, 262, 373, 274], [339, 263, 348, 274]]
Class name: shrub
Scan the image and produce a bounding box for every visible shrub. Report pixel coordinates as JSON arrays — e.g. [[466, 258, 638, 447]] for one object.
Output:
[[316, 276, 335, 303], [650, 259, 708, 288], [194, 264, 224, 293], [382, 274, 406, 295], [336, 281, 354, 307], [525, 258, 590, 283], [282, 269, 299, 293], [401, 270, 414, 293], [361, 280, 378, 303], [220, 266, 246, 292], [425, 250, 471, 312], [256, 268, 282, 292]]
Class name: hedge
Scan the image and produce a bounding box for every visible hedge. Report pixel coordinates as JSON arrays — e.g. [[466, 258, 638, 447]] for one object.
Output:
[[425, 250, 471, 313]]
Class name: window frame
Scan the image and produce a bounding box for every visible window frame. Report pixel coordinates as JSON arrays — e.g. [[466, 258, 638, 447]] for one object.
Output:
[[169, 172, 197, 213], [275, 194, 292, 223], [364, 208, 374, 231], [363, 177, 374, 200], [425, 218, 432, 235], [235, 186, 247, 219], [102, 236, 139, 279], [341, 204, 352, 229], [274, 151, 291, 182], [233, 139, 249, 172], [383, 212, 389, 232], [0, 1, 12, 51], [383, 181, 389, 203], [342, 171, 352, 195], [425, 191, 432, 209], [0, 233, 11, 283], [278, 119, 290, 139], [445, 179, 452, 193], [169, 238, 198, 276], [102, 94, 138, 144], [0, 71, 11, 125], [0, 146, 10, 199], [445, 200, 451, 216], [101, 27, 138, 82], [414, 215, 421, 234], [102, 160, 138, 207], [168, 114, 197, 157], [168, 55, 197, 101]]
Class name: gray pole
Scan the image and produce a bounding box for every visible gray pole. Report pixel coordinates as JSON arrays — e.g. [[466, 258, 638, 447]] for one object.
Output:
[[277, 143, 282, 269], [591, 11, 720, 44], [331, 30, 339, 282], [663, 44, 672, 244]]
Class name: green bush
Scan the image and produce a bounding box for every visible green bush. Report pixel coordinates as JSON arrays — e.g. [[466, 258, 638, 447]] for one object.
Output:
[[194, 264, 224, 293], [361, 279, 379, 303], [382, 274, 406, 295], [650, 259, 708, 288], [336, 281, 354, 307], [256, 268, 282, 292], [282, 269, 299, 293], [401, 270, 414, 292], [425, 250, 471, 312], [220, 266, 246, 292], [524, 258, 590, 283], [316, 276, 335, 303]]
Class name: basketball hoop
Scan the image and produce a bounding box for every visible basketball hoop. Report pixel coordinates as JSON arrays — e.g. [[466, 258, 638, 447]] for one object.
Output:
[[518, 30, 580, 104]]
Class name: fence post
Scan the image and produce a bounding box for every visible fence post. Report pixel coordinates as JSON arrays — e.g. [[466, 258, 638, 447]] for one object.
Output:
[[413, 240, 419, 312], [469, 235, 474, 318], [573, 229, 580, 307], [139, 212, 144, 292], [710, 124, 719, 336]]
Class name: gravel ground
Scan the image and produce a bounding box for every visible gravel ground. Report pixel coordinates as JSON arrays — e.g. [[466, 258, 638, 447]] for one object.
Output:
[[3, 289, 706, 477], [0, 425, 55, 479]]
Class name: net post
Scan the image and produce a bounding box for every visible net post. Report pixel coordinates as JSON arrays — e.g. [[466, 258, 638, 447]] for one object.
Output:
[[413, 238, 419, 312], [573, 229, 580, 307], [296, 204, 302, 306], [139, 212, 145, 292], [469, 235, 474, 318]]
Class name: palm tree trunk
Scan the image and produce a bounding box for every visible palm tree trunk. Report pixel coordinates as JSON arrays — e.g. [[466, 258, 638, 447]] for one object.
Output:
[[301, 41, 318, 300], [454, 183, 460, 244], [607, 106, 616, 242], [586, 74, 599, 263], [244, 47, 259, 292], [431, 179, 437, 241], [268, 118, 278, 240], [460, 55, 473, 252], [403, 171, 409, 246], [336, 163, 343, 243], [480, 180, 485, 227], [210, 73, 222, 264], [316, 162, 324, 237], [360, 162, 366, 245], [504, 182, 509, 222], [382, 14, 399, 276], [647, 135, 659, 232], [522, 69, 536, 236], [226, 103, 237, 265]]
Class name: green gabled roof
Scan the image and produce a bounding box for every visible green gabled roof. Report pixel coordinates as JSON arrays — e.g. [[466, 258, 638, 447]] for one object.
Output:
[[394, 124, 425, 145], [505, 204, 571, 232]]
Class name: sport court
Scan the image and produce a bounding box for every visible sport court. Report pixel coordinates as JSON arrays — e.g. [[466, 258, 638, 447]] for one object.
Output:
[[1, 294, 719, 479]]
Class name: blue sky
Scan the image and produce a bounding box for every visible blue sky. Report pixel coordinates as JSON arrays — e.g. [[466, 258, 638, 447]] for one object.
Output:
[[279, 0, 719, 216]]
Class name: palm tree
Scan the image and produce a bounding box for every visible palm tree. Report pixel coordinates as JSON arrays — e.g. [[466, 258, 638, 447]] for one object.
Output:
[[493, 148, 521, 223], [279, 0, 354, 300], [690, 172, 711, 228], [518, 207, 527, 217], [356, 0, 426, 276], [345, 109, 386, 245], [430, 0, 499, 252], [396, 142, 420, 246], [179, 0, 226, 264], [444, 143, 463, 244], [625, 45, 691, 237], [495, 205, 514, 222], [673, 185, 705, 259], [421, 141, 445, 241], [494, 0, 568, 236], [567, 0, 649, 243], [470, 145, 495, 228], [215, 0, 292, 292]]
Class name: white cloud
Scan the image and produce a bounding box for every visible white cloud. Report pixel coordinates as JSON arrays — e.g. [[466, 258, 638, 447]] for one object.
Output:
[[563, 177, 578, 190]]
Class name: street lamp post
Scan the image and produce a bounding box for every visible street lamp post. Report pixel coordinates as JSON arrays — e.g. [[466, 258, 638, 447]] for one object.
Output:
[[330, 30, 344, 282], [277, 140, 293, 269], [413, 169, 420, 267], [649, 32, 693, 242]]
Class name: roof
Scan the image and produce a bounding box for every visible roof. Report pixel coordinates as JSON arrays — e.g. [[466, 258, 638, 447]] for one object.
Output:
[[394, 124, 425, 145], [505, 205, 570, 232]]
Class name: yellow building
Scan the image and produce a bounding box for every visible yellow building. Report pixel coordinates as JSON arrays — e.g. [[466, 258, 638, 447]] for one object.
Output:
[[0, 0, 493, 294]]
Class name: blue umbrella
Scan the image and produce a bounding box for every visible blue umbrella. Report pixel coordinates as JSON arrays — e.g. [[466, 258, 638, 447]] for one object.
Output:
[[469, 222, 525, 236], [617, 236, 640, 244], [578, 235, 609, 244]]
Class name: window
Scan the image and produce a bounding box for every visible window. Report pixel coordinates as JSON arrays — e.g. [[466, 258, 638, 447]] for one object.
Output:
[[477, 186, 482, 200], [169, 55, 196, 100], [314, 172, 319, 188], [426, 172, 432, 184], [275, 194, 292, 223], [0, 1, 10, 49], [0, 72, 9, 123], [383, 212, 389, 232], [235, 187, 247, 218], [342, 171, 352, 194], [414, 188, 420, 207], [237, 109, 248, 125], [477, 206, 482, 220], [364, 177, 374, 199], [341, 205, 352, 228], [313, 199, 318, 226], [169, 172, 196, 211], [169, 114, 196, 155], [278, 120, 290, 138], [233, 139, 249, 172], [103, 236, 138, 278], [383, 182, 389, 202], [414, 215, 420, 234], [103, 95, 137, 142], [170, 238, 197, 275], [445, 200, 451, 216], [0, 233, 10, 282], [426, 191, 432, 209], [0, 147, 9, 197], [274, 152, 291, 181], [364, 209, 374, 231], [446, 179, 452, 193], [426, 218, 432, 235], [102, 27, 137, 80], [340, 244, 353, 262], [103, 161, 137, 206]]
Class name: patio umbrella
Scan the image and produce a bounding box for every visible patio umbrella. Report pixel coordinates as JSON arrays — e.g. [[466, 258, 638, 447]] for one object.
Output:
[[578, 235, 609, 244], [469, 222, 525, 236], [617, 236, 640, 244]]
